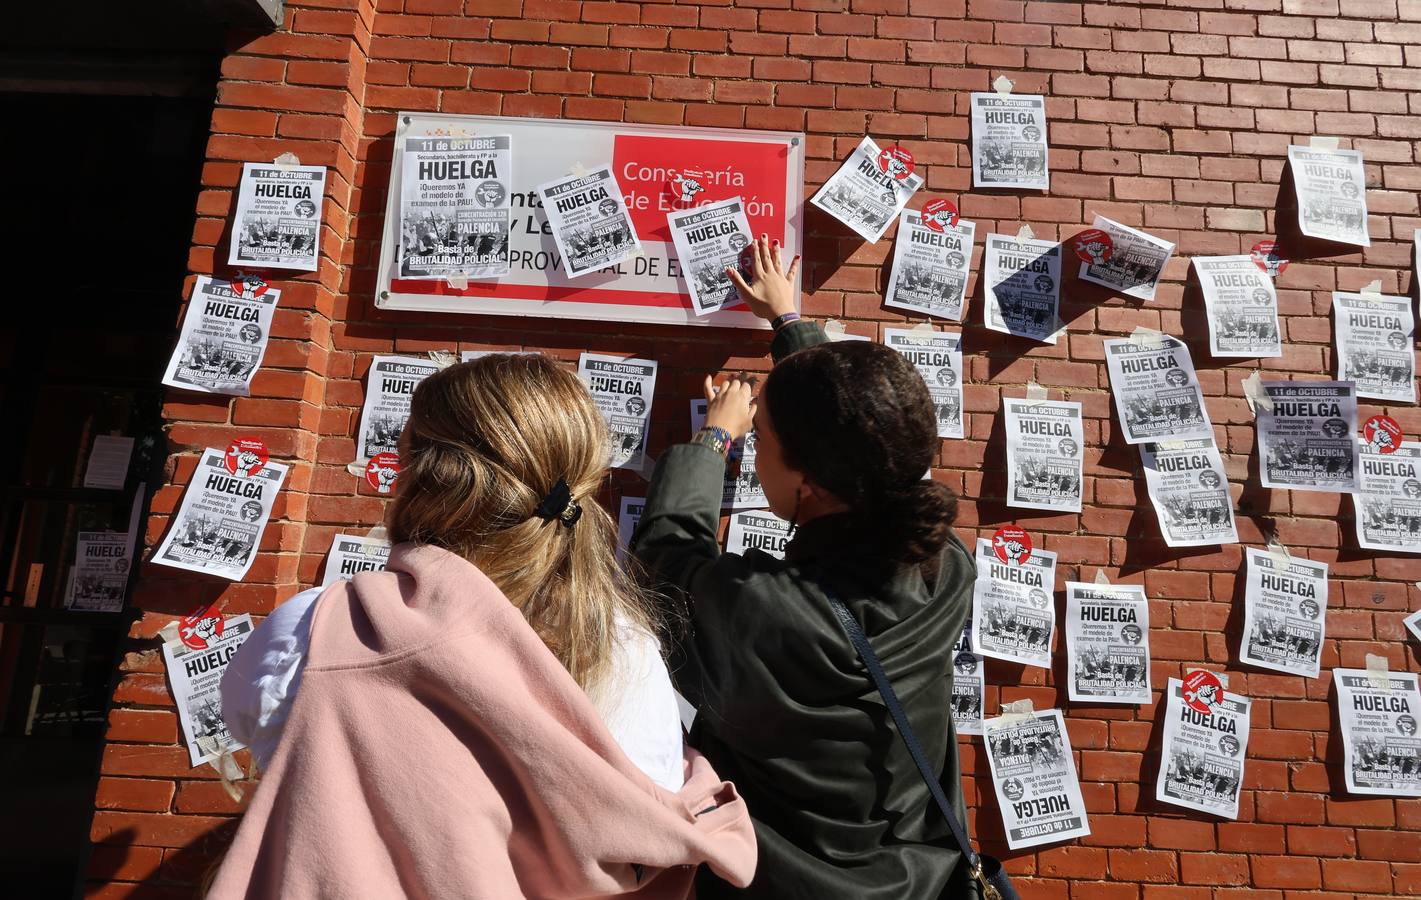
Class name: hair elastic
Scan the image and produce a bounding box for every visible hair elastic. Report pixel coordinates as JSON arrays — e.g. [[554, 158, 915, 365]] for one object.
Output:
[[533, 477, 582, 527]]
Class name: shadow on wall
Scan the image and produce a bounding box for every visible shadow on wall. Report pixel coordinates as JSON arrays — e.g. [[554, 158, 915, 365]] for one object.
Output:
[[84, 820, 239, 896]]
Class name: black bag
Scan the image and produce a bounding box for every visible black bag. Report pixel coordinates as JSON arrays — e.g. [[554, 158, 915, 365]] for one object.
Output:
[[823, 589, 1019, 900]]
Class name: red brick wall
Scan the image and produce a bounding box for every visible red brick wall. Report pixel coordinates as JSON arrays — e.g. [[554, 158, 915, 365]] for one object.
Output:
[[90, 0, 1421, 896]]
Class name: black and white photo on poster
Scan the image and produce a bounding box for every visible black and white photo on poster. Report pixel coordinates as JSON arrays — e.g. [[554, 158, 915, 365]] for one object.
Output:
[[356, 356, 439, 463], [690, 399, 767, 509], [66, 532, 132, 613], [883, 211, 976, 321], [229, 162, 326, 272], [1287, 145, 1370, 246], [1078, 216, 1175, 302], [1333, 291, 1416, 403], [1353, 442, 1421, 554], [398, 134, 512, 279], [1193, 255, 1282, 358], [951, 623, 984, 737], [1139, 439, 1238, 547], [320, 533, 392, 588], [1004, 398, 1083, 513], [1240, 548, 1327, 678], [162, 276, 279, 396], [536, 165, 642, 278], [617, 496, 644, 563], [970, 92, 1050, 190], [153, 449, 288, 582], [162, 614, 255, 766], [1256, 380, 1360, 492], [983, 233, 1063, 344], [810, 136, 925, 243], [971, 538, 1058, 668], [1157, 676, 1251, 819], [1103, 335, 1213, 444], [1334, 667, 1421, 797], [984, 708, 1090, 849], [667, 197, 755, 316], [1065, 582, 1151, 704], [578, 353, 657, 470], [884, 328, 964, 440], [725, 510, 792, 559]]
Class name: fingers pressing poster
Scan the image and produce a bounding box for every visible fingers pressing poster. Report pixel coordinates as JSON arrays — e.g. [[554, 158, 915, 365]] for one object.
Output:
[[951, 624, 985, 737], [398, 134, 512, 280], [356, 356, 440, 464], [1139, 439, 1239, 547], [153, 449, 289, 582], [1102, 335, 1213, 445], [970, 92, 1050, 191], [884, 328, 965, 440], [810, 137, 924, 243], [1077, 216, 1175, 302], [982, 233, 1063, 344], [1333, 667, 1421, 797], [725, 510, 792, 559], [578, 353, 658, 471], [691, 399, 768, 509], [1064, 581, 1152, 704], [1287, 145, 1370, 247], [984, 708, 1090, 849], [1332, 291, 1416, 403], [162, 276, 280, 397], [1193, 256, 1282, 359], [883, 211, 976, 321], [1353, 441, 1421, 554], [1239, 547, 1328, 678], [162, 613, 255, 766], [320, 533, 392, 588], [1256, 381, 1360, 493], [1157, 675, 1251, 819], [667, 197, 756, 316], [229, 162, 326, 272], [1004, 398, 1084, 513], [971, 538, 1058, 669], [536, 166, 642, 279]]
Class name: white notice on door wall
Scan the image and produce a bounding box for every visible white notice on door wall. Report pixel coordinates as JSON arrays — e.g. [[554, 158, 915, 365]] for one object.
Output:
[[1077, 216, 1174, 302], [884, 328, 965, 440], [982, 233, 1063, 344], [725, 510, 792, 559], [399, 133, 512, 280], [1139, 439, 1238, 547], [984, 708, 1090, 848], [579, 353, 657, 471], [810, 136, 924, 243], [667, 197, 755, 316], [1334, 667, 1421, 797], [320, 533, 392, 588], [356, 356, 440, 463], [1102, 335, 1213, 445], [1065, 581, 1151, 704], [1257, 381, 1359, 493], [1194, 256, 1281, 359], [970, 92, 1050, 190], [1288, 144, 1370, 246], [1157, 676, 1251, 819], [229, 162, 326, 272], [1353, 442, 1421, 554], [537, 165, 642, 279], [1332, 291, 1416, 403], [1240, 547, 1327, 678], [951, 623, 984, 737], [162, 614, 255, 766], [1004, 398, 1084, 513], [152, 448, 288, 582], [162, 276, 280, 397], [883, 211, 976, 321], [971, 538, 1058, 669]]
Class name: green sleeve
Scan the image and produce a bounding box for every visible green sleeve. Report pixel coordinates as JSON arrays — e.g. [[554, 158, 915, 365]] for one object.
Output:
[[630, 442, 728, 598], [770, 319, 829, 362]]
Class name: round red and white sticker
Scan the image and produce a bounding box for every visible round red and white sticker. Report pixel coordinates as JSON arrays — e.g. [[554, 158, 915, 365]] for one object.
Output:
[[665, 170, 708, 205], [228, 273, 269, 299], [1363, 415, 1403, 454], [877, 145, 915, 180], [920, 198, 960, 232], [1073, 229, 1113, 264], [223, 437, 269, 477], [366, 452, 400, 494], [1250, 240, 1289, 277], [1182, 669, 1224, 713], [179, 603, 224, 651], [992, 525, 1033, 565]]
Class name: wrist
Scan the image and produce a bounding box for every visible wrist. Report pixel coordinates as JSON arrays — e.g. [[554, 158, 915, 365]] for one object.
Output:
[[690, 426, 733, 456], [770, 311, 801, 331]]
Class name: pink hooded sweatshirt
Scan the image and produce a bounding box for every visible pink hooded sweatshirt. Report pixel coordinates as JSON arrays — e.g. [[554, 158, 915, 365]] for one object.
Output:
[[208, 545, 757, 899]]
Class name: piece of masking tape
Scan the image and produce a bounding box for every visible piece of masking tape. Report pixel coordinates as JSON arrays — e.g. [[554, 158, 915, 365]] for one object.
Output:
[[824, 319, 848, 339], [997, 698, 1035, 725], [210, 750, 245, 799], [1242, 371, 1274, 414], [427, 350, 459, 370], [157, 621, 181, 645], [1267, 534, 1292, 569], [445, 274, 469, 291], [1130, 325, 1168, 349], [994, 75, 1014, 96], [1026, 381, 1048, 401], [1366, 652, 1390, 689], [1095, 568, 1110, 585], [273, 151, 301, 171], [1309, 135, 1340, 151], [1016, 224, 1036, 242], [346, 461, 367, 478], [570, 161, 589, 178], [901, 321, 937, 344], [1359, 279, 1383, 298], [366, 524, 389, 541]]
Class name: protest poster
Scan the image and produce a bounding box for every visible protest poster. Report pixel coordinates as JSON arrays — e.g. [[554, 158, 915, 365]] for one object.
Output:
[[1287, 145, 1370, 246], [1157, 675, 1251, 819], [536, 165, 641, 279], [690, 399, 767, 509], [355, 356, 439, 464], [1257, 381, 1360, 493], [1353, 442, 1421, 554], [1102, 335, 1213, 445], [162, 613, 254, 766], [1077, 216, 1175, 302], [320, 533, 392, 588], [1240, 548, 1328, 678], [810, 137, 924, 243], [1193, 255, 1282, 359], [725, 510, 792, 559], [153, 449, 288, 582], [1333, 291, 1416, 403], [1404, 608, 1421, 643], [65, 533, 132, 612], [617, 496, 644, 563], [667, 197, 755, 316], [83, 435, 135, 490], [884, 328, 965, 440], [883, 211, 976, 321], [162, 276, 279, 396], [971, 538, 1058, 668], [1334, 667, 1421, 797], [984, 708, 1090, 849], [970, 92, 1050, 190], [398, 133, 512, 280], [578, 353, 657, 470], [1004, 399, 1083, 513], [229, 162, 326, 272], [1139, 439, 1238, 547], [1064, 581, 1151, 704], [982, 233, 1063, 344], [951, 624, 984, 737]]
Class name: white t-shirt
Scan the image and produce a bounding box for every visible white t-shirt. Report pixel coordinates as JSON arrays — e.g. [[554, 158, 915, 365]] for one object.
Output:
[[221, 587, 686, 792]]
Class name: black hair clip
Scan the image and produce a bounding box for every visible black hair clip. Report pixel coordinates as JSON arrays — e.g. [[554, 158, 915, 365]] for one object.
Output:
[[533, 476, 582, 527]]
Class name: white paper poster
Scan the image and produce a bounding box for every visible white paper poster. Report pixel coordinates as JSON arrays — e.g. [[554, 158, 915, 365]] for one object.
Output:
[[1157, 676, 1251, 819], [1288, 145, 1370, 246], [970, 92, 1050, 190], [984, 708, 1090, 848], [690, 399, 767, 509], [83, 435, 135, 490], [535, 165, 641, 279], [1078, 216, 1175, 302], [617, 495, 645, 562], [982, 233, 1063, 344], [1004, 399, 1083, 513], [163, 614, 255, 766], [1353, 442, 1421, 554], [1102, 335, 1213, 445], [1404, 608, 1421, 643], [162, 276, 279, 396], [1065, 582, 1151, 704], [725, 510, 792, 559], [399, 134, 512, 279], [971, 538, 1058, 668], [1139, 439, 1238, 547], [884, 328, 964, 440], [951, 623, 984, 737], [578, 353, 657, 470], [1194, 255, 1282, 358], [1333, 291, 1416, 403], [667, 196, 755, 316], [229, 162, 326, 271], [1257, 381, 1360, 493], [1334, 667, 1421, 797], [810, 136, 924, 243], [1240, 548, 1328, 678], [66, 532, 132, 613], [356, 356, 439, 463], [153, 449, 288, 582], [883, 211, 976, 321], [320, 533, 392, 588]]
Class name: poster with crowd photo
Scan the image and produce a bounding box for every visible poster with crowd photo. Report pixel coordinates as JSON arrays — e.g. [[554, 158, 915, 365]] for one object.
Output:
[[1333, 291, 1416, 403], [984, 708, 1090, 849], [1004, 399, 1083, 513], [153, 449, 288, 581], [690, 399, 767, 509], [319, 533, 392, 588], [725, 510, 792, 559], [1287, 145, 1370, 246], [883, 211, 976, 321], [982, 233, 1063, 344], [162, 276, 279, 396], [951, 624, 984, 737], [810, 136, 924, 243], [1334, 668, 1421, 797], [1078, 216, 1175, 302], [970, 92, 1050, 190], [229, 162, 326, 272], [1354, 442, 1421, 553], [536, 165, 641, 279], [578, 353, 657, 470], [1065, 582, 1151, 704], [162, 614, 255, 766], [1157, 676, 1251, 819], [1139, 439, 1238, 547], [356, 356, 440, 463], [884, 328, 964, 439], [617, 496, 644, 563], [971, 538, 1058, 668], [1257, 381, 1360, 492], [1240, 548, 1328, 678], [66, 532, 132, 612], [1194, 255, 1282, 358], [668, 197, 755, 316], [398, 134, 512, 279], [1102, 335, 1213, 445]]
